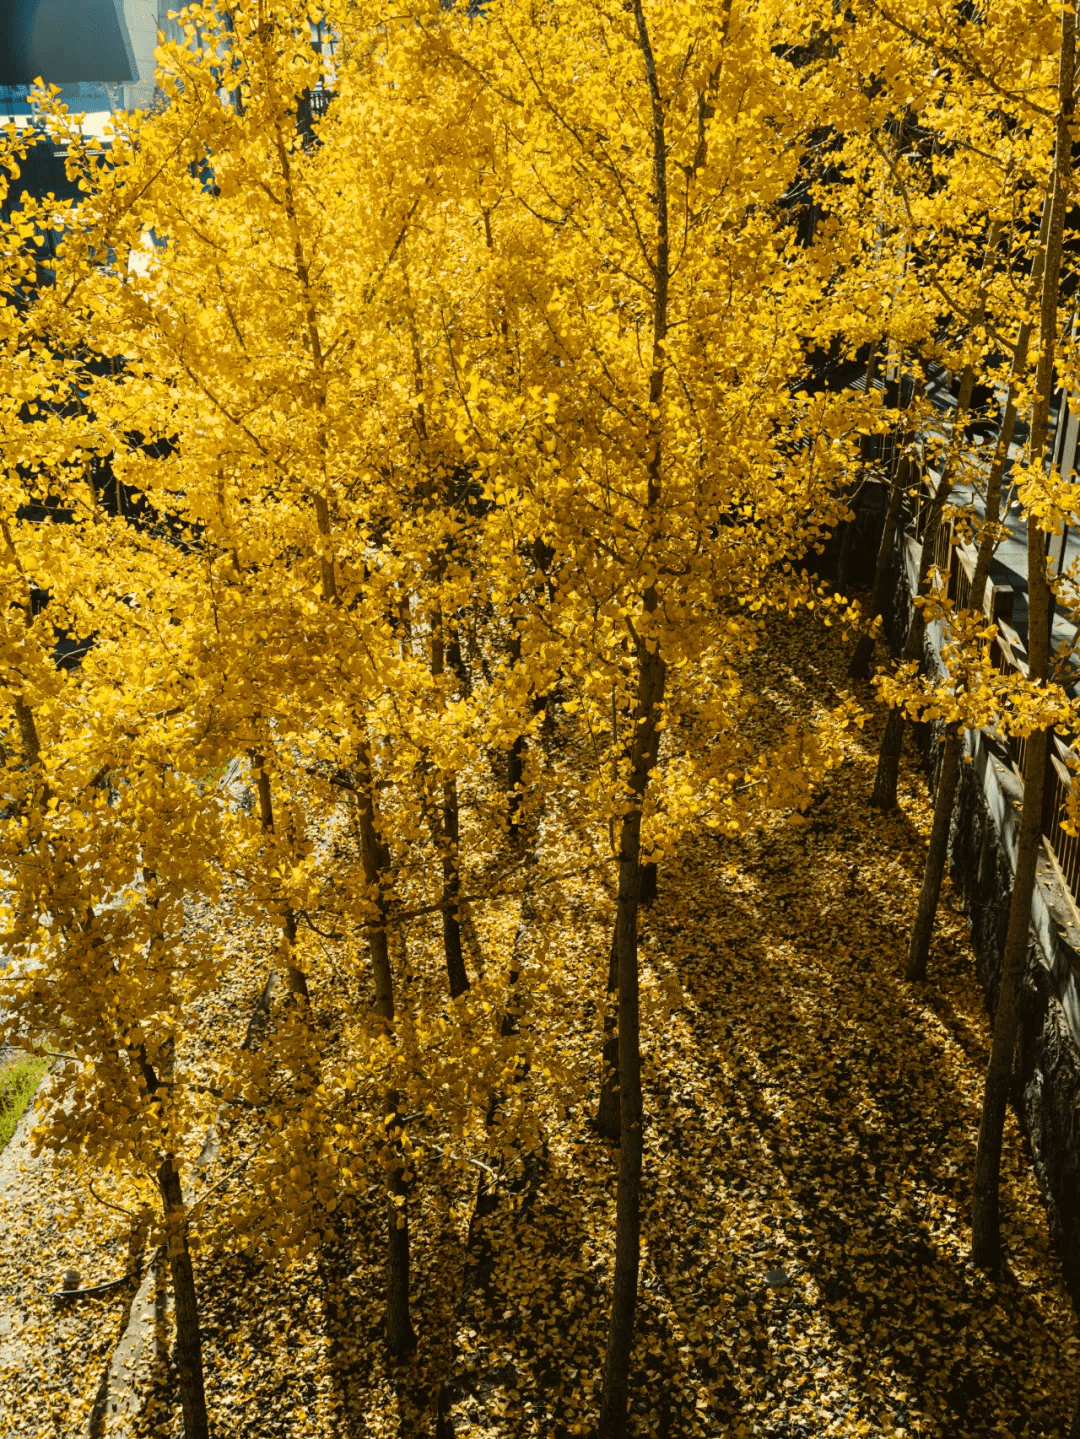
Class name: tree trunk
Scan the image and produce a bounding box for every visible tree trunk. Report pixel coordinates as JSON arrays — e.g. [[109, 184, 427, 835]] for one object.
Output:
[[972, 5, 1072, 1269], [596, 933, 621, 1140], [597, 636, 663, 1438], [971, 730, 1047, 1271], [157, 1155, 208, 1439], [871, 386, 967, 810], [430, 608, 470, 999], [440, 775, 469, 998], [384, 1089, 417, 1357], [848, 468, 905, 679], [507, 626, 526, 842], [352, 748, 416, 1352], [871, 702, 910, 812], [598, 7, 667, 1431], [906, 728, 961, 979], [250, 750, 309, 1002], [354, 745, 394, 1023]]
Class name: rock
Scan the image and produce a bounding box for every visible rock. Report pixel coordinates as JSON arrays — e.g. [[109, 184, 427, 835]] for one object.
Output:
[[60, 1269, 80, 1292], [764, 1268, 791, 1288]]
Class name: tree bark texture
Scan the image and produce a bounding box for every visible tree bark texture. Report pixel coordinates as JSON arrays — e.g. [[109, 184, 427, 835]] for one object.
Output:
[[384, 1089, 417, 1357], [972, 5, 1073, 1269], [354, 744, 394, 1023], [430, 607, 470, 999], [870, 469, 951, 811], [250, 750, 309, 1001], [905, 729, 961, 980], [596, 933, 621, 1141], [440, 775, 469, 998], [848, 449, 909, 680], [352, 752, 416, 1351], [157, 1155, 209, 1439]]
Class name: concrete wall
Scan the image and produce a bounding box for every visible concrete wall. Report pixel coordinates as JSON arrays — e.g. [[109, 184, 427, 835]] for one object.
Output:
[[888, 537, 1080, 1301]]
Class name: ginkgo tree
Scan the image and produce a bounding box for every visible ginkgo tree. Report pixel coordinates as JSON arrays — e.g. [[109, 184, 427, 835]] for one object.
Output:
[[6, 0, 1072, 1433], [410, 0, 887, 1427]]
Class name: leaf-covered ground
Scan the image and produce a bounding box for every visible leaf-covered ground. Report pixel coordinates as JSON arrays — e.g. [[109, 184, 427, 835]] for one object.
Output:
[[440, 620, 1080, 1438], [1, 616, 1078, 1436]]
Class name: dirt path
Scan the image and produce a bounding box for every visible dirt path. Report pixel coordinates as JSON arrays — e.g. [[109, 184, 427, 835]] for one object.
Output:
[[0, 1089, 142, 1435]]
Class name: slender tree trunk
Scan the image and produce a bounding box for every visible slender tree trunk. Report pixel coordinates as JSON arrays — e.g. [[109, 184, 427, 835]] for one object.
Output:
[[354, 745, 394, 1022], [352, 752, 416, 1353], [1069, 1370, 1080, 1439], [440, 776, 468, 997], [905, 212, 1047, 977], [971, 723, 1049, 1270], [870, 468, 953, 810], [598, 636, 664, 1438], [836, 489, 860, 591], [429, 608, 469, 999], [598, 4, 667, 1433], [507, 631, 526, 842], [906, 729, 961, 979], [596, 933, 621, 1140], [973, 8, 1073, 1269], [849, 467, 906, 679], [597, 661, 635, 1137], [383, 1087, 416, 1357], [158, 1154, 208, 1439], [250, 751, 309, 1002]]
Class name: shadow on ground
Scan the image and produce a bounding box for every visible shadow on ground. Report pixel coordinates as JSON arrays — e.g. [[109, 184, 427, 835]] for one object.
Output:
[[439, 619, 1078, 1439]]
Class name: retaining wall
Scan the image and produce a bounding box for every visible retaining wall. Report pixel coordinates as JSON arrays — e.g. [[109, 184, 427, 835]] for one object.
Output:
[[887, 536, 1080, 1302]]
